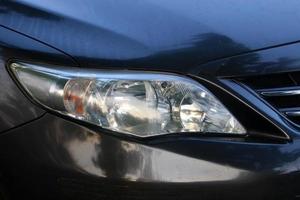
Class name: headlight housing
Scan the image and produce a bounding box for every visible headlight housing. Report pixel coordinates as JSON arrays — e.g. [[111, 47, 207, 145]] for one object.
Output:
[[10, 62, 245, 137]]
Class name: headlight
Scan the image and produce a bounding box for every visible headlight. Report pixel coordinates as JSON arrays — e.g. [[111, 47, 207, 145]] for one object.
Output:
[[10, 62, 245, 137]]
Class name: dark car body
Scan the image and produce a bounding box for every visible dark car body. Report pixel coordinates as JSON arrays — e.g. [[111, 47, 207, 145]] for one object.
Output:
[[1, 0, 300, 199]]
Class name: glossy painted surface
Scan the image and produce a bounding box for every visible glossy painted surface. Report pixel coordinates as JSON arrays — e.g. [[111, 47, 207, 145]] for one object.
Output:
[[0, 1, 300, 200], [194, 41, 300, 77], [0, 27, 47, 132], [0, 24, 81, 133], [0, 114, 299, 199], [1, 0, 300, 73]]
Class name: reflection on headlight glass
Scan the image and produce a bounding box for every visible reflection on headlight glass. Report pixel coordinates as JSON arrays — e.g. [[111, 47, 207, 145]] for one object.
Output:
[[10, 62, 246, 137]]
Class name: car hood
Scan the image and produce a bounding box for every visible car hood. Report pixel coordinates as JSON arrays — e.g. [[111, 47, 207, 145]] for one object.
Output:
[[1, 0, 300, 72]]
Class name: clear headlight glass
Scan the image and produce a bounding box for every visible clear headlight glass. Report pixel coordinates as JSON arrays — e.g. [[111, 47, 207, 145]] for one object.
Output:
[[10, 62, 246, 137]]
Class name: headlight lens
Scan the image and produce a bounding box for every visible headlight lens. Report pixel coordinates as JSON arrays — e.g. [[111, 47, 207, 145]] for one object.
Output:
[[10, 62, 245, 137]]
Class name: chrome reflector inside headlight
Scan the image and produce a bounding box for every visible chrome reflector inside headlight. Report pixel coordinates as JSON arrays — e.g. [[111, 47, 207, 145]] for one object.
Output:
[[10, 62, 246, 137]]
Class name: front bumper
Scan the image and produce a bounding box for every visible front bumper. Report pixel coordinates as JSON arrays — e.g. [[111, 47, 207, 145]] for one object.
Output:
[[0, 113, 299, 199]]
